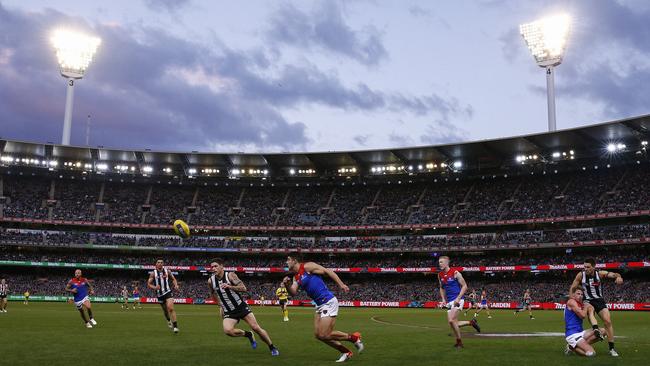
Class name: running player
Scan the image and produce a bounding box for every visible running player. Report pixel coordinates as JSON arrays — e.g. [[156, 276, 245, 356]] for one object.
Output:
[[121, 286, 129, 310], [564, 287, 606, 357], [132, 285, 141, 309], [514, 289, 535, 319], [438, 256, 480, 349], [147, 259, 179, 333], [570, 258, 623, 357], [276, 283, 290, 321], [464, 289, 477, 316], [0, 278, 8, 313], [65, 269, 98, 328], [208, 258, 279, 356], [284, 253, 364, 363], [474, 289, 492, 319], [23, 290, 29, 305]]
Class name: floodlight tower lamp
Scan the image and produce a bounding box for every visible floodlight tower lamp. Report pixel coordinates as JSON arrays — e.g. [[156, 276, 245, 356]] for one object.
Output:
[[520, 14, 571, 132], [51, 29, 101, 145]]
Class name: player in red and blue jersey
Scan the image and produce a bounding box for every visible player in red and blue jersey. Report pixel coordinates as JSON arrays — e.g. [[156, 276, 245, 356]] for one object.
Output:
[[437, 256, 480, 348], [284, 253, 364, 363], [564, 288, 605, 356], [65, 269, 97, 328]]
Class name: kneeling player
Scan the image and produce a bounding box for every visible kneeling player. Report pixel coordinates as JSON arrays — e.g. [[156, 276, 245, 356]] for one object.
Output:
[[564, 288, 605, 357], [208, 258, 279, 356], [65, 269, 97, 328], [284, 253, 364, 363], [438, 256, 481, 348]]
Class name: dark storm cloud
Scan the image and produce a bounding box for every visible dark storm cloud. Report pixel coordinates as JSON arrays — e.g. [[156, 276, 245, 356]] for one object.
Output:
[[0, 3, 470, 151], [499, 0, 650, 117], [267, 1, 388, 66], [143, 0, 191, 13]]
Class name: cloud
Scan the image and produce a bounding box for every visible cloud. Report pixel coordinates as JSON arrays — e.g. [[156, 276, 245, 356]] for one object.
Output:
[[420, 120, 469, 145], [0, 3, 308, 151], [143, 0, 191, 13], [267, 1, 388, 66], [0, 3, 471, 152], [353, 134, 370, 146]]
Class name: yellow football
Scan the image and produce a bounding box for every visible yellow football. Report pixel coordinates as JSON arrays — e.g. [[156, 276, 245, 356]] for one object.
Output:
[[173, 219, 191, 239]]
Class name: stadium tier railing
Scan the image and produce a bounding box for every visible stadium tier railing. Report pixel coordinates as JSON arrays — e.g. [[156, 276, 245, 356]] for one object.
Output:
[[2, 209, 649, 231]]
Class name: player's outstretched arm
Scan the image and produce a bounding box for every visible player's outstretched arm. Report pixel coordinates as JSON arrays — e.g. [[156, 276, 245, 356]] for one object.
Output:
[[438, 277, 446, 307], [569, 272, 583, 293], [600, 270, 623, 285], [87, 280, 95, 295], [226, 273, 247, 292], [207, 278, 217, 301], [305, 262, 349, 292]]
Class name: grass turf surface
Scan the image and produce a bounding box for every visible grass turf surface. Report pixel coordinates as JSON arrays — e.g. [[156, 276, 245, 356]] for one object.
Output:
[[1, 303, 648, 365]]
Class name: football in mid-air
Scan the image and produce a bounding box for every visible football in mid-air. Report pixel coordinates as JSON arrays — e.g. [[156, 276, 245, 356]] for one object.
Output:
[[173, 219, 191, 238]]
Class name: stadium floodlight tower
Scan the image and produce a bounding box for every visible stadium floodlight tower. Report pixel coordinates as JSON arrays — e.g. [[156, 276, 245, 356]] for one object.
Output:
[[51, 29, 101, 145], [520, 14, 571, 132]]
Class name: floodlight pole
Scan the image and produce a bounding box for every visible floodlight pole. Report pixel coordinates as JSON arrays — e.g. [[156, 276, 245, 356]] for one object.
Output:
[[545, 66, 557, 132], [62, 78, 76, 145]]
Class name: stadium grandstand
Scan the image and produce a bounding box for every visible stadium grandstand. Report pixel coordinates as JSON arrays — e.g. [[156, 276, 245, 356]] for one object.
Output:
[[1, 115, 650, 305]]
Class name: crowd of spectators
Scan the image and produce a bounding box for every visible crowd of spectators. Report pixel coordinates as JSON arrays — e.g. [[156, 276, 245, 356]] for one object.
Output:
[[2, 166, 650, 227], [2, 244, 648, 269], [1, 224, 648, 250]]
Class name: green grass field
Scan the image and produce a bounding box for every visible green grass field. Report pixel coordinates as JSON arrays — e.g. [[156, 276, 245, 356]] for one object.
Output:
[[1, 303, 648, 365]]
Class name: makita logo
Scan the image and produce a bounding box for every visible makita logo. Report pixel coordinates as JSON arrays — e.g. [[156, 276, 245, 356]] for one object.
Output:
[[463, 267, 481, 271], [608, 303, 634, 310]]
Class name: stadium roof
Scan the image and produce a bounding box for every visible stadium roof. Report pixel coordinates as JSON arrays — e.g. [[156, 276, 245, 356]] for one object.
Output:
[[1, 114, 649, 178]]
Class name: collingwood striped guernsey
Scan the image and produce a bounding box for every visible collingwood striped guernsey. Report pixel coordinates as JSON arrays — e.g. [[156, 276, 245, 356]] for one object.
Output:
[[0, 283, 8, 296], [153, 268, 172, 297], [581, 270, 603, 300], [211, 271, 244, 313]]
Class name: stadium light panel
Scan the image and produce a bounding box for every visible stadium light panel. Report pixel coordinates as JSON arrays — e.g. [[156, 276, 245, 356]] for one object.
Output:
[[453, 161, 463, 169], [520, 14, 571, 67], [51, 29, 101, 79], [188, 168, 197, 175], [552, 152, 561, 158], [642, 141, 648, 146], [142, 166, 153, 173], [96, 163, 108, 171]]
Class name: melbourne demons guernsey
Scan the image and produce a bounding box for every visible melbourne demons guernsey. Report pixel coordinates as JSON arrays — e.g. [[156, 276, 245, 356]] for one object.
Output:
[[70, 277, 90, 302], [294, 263, 334, 306], [438, 268, 463, 303], [564, 300, 584, 336]]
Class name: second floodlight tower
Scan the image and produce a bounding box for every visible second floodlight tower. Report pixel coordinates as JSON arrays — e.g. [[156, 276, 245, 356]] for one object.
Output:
[[520, 14, 571, 132], [51, 29, 101, 145]]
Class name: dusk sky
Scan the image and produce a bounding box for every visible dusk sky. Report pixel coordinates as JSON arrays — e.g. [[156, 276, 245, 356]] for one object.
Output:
[[1, 0, 649, 153]]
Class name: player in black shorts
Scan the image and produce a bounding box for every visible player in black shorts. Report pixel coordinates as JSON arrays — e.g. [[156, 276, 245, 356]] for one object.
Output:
[[208, 258, 279, 356], [570, 258, 623, 357], [0, 278, 9, 313], [514, 289, 534, 319]]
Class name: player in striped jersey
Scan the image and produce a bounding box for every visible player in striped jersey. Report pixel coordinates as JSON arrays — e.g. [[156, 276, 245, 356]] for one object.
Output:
[[514, 289, 534, 319], [147, 259, 180, 333], [208, 258, 279, 356], [570, 258, 623, 357], [0, 278, 9, 313], [121, 286, 130, 310], [276, 283, 290, 321]]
